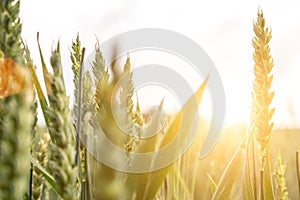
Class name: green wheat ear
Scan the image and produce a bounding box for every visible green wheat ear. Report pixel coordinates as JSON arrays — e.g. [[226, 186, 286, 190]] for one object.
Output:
[[0, 93, 34, 200], [0, 0, 24, 65], [70, 34, 82, 122], [46, 42, 78, 200], [0, 0, 35, 199]]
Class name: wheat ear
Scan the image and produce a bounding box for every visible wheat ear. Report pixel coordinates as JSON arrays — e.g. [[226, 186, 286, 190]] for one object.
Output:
[[251, 9, 276, 200], [0, 1, 35, 199], [251, 9, 275, 166], [46, 42, 77, 200], [32, 132, 50, 200], [273, 152, 289, 200]]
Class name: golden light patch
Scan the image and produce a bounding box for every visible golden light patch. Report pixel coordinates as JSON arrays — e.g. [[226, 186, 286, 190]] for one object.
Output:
[[0, 58, 25, 98]]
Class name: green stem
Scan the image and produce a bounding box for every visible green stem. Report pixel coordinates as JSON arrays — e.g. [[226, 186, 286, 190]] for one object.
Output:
[[75, 48, 85, 166], [84, 147, 93, 200], [29, 163, 33, 200]]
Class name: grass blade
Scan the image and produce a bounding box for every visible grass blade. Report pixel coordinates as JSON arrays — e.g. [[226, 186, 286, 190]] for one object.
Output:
[[212, 139, 245, 200], [37, 32, 52, 95], [242, 151, 254, 200], [207, 173, 217, 195], [28, 155, 62, 199], [126, 78, 207, 200]]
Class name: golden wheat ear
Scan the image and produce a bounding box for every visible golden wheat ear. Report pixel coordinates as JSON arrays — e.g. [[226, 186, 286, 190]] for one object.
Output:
[[250, 9, 275, 200], [251, 9, 275, 162], [273, 152, 289, 199]]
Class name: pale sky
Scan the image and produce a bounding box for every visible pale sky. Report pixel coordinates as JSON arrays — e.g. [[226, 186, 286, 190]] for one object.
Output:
[[20, 0, 300, 128]]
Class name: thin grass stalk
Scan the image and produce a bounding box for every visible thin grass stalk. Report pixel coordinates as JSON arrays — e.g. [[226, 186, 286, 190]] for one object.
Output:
[[211, 137, 246, 200], [23, 40, 39, 200], [252, 136, 258, 200], [81, 72, 94, 200], [260, 169, 265, 200], [76, 48, 86, 200], [296, 151, 300, 198], [84, 146, 93, 200], [75, 47, 85, 166], [246, 107, 263, 200], [191, 159, 200, 197]]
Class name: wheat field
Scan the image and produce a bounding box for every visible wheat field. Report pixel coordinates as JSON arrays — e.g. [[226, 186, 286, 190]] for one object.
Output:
[[0, 0, 299, 200]]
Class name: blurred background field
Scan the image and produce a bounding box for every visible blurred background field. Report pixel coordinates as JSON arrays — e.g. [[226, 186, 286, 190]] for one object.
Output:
[[185, 123, 300, 199]]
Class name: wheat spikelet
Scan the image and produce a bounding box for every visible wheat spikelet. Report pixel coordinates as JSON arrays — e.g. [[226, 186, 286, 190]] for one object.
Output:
[[70, 34, 82, 123], [32, 132, 50, 200], [93, 41, 109, 124], [251, 9, 275, 165], [23, 44, 38, 137], [273, 152, 289, 200], [122, 57, 142, 154], [0, 0, 24, 64]]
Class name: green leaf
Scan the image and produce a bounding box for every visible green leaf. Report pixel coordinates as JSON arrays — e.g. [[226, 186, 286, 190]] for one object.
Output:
[[37, 32, 52, 95], [28, 64, 53, 141], [28, 155, 63, 199], [126, 78, 207, 200]]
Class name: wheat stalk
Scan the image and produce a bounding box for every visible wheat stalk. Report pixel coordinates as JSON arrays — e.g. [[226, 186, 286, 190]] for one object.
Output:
[[296, 151, 300, 199]]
